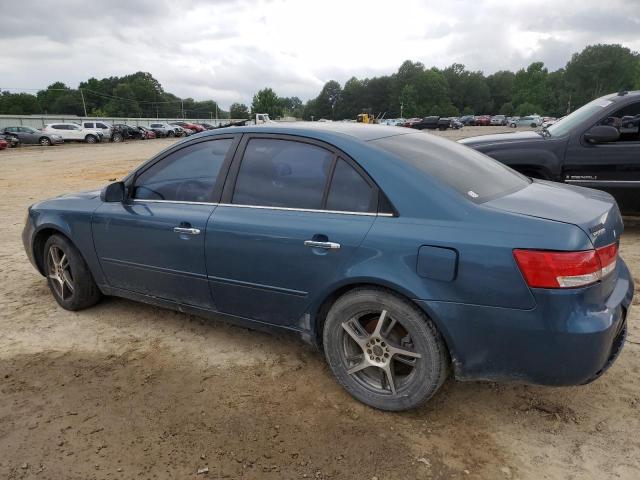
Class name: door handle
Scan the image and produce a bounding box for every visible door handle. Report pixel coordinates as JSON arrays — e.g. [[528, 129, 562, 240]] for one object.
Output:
[[304, 240, 340, 250], [173, 227, 201, 235]]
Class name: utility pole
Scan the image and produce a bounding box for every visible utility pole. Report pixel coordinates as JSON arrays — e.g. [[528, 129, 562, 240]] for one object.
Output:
[[181, 99, 184, 118], [215, 104, 219, 123], [80, 89, 87, 117], [400, 102, 404, 118]]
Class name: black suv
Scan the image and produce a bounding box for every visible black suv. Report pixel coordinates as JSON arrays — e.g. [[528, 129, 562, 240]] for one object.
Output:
[[461, 91, 640, 214]]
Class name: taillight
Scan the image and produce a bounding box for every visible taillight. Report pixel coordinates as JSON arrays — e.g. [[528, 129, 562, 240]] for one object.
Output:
[[513, 243, 618, 289]]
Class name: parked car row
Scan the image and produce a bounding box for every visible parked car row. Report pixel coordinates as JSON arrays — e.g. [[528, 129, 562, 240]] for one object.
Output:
[[0, 120, 225, 149]]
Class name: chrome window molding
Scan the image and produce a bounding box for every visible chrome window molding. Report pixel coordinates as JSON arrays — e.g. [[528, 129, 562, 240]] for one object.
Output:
[[130, 199, 395, 216], [132, 199, 219, 206], [219, 203, 394, 217]]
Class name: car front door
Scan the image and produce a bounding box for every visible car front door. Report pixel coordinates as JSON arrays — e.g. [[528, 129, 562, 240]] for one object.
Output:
[[92, 135, 239, 308], [206, 135, 380, 327], [564, 100, 640, 213], [18, 127, 38, 144]]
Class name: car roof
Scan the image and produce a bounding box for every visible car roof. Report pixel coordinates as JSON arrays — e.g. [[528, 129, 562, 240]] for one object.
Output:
[[200, 121, 411, 142]]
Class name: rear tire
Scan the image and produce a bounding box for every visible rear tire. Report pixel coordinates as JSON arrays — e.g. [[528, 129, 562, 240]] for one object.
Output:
[[111, 133, 123, 143], [43, 234, 102, 311], [85, 134, 97, 144], [168, 130, 175, 137], [323, 288, 449, 411], [40, 137, 52, 146]]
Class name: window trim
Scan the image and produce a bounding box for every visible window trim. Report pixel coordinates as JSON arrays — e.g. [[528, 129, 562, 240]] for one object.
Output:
[[126, 134, 240, 203], [220, 133, 392, 215]]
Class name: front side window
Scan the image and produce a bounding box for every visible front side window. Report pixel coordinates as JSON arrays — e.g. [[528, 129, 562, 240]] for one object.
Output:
[[51, 124, 66, 130], [326, 159, 375, 212], [133, 138, 233, 202], [232, 138, 333, 209], [598, 101, 640, 142], [83, 123, 93, 128]]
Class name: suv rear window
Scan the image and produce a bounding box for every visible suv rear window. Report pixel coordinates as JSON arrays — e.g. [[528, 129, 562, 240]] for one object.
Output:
[[372, 133, 529, 202]]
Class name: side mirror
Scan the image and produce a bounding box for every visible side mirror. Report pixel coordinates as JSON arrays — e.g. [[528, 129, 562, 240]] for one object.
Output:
[[100, 181, 125, 202], [584, 125, 620, 144]]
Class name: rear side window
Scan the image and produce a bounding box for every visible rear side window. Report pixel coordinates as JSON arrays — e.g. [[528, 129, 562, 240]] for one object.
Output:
[[134, 138, 233, 202], [83, 123, 93, 128], [373, 133, 529, 202], [96, 123, 108, 129], [232, 138, 333, 209], [326, 159, 375, 212]]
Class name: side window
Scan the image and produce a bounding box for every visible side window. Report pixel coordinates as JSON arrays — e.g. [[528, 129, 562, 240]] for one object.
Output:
[[51, 124, 65, 130], [83, 123, 92, 128], [599, 102, 640, 142], [96, 123, 108, 129], [232, 138, 333, 209], [134, 138, 233, 202], [326, 158, 375, 212]]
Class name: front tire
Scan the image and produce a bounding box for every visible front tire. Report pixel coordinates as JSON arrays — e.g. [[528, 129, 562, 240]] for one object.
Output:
[[39, 137, 52, 146], [111, 133, 123, 143], [85, 134, 97, 144], [323, 288, 449, 411], [167, 130, 175, 137], [43, 235, 102, 311]]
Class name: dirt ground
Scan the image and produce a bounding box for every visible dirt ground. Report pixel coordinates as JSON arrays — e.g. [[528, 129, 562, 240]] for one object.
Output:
[[1, 126, 639, 480]]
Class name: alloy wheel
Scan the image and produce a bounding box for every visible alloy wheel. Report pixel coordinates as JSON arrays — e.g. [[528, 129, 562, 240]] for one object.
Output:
[[340, 309, 422, 395], [47, 245, 74, 301]]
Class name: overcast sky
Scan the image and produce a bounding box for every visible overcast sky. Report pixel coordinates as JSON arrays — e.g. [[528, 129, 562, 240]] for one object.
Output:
[[1, 0, 639, 108]]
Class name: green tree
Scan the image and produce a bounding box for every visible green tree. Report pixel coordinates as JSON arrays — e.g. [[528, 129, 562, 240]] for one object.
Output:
[[499, 102, 515, 116], [512, 62, 549, 114], [0, 92, 39, 114], [442, 64, 492, 114], [251, 88, 281, 118], [565, 44, 639, 108], [486, 71, 515, 112], [313, 80, 342, 119], [229, 103, 250, 119]]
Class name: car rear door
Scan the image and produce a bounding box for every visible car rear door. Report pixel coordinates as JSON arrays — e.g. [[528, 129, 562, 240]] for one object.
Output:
[[92, 135, 239, 308], [564, 100, 640, 213], [205, 134, 380, 327]]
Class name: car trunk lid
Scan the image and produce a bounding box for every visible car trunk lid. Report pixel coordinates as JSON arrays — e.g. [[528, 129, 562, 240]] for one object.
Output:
[[485, 180, 623, 295]]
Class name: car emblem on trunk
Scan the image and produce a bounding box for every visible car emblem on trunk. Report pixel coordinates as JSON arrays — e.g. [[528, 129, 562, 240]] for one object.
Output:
[[589, 223, 606, 238]]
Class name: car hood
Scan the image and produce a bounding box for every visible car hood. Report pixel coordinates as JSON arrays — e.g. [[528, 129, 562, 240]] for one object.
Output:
[[58, 189, 101, 200], [484, 179, 623, 248], [458, 130, 542, 146]]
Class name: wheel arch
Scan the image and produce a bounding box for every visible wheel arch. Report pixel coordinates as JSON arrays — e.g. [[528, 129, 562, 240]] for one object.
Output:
[[310, 280, 455, 362], [32, 226, 72, 275]]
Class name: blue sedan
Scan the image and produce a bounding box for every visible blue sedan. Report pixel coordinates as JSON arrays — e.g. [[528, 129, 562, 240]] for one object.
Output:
[[22, 123, 634, 411]]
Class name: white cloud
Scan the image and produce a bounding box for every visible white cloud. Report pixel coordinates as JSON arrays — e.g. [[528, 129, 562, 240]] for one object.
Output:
[[1, 0, 638, 108]]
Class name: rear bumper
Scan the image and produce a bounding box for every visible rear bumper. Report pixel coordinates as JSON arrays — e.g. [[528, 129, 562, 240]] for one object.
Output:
[[417, 259, 634, 385]]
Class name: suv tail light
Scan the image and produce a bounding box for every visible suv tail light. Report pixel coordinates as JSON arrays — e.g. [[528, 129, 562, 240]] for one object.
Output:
[[513, 243, 618, 289]]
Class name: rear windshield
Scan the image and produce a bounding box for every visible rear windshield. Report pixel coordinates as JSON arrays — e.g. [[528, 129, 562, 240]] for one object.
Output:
[[372, 133, 530, 202]]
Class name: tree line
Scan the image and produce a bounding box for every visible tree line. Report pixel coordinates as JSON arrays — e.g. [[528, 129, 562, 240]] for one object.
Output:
[[0, 72, 229, 119], [1, 44, 638, 120]]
